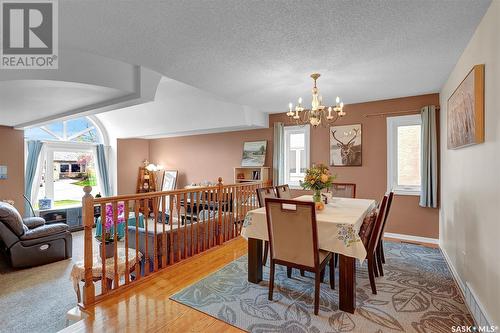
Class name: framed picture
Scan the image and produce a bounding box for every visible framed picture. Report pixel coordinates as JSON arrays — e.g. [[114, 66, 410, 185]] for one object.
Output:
[[330, 124, 362, 166], [241, 141, 267, 167], [0, 165, 6, 179], [447, 64, 485, 149], [161, 170, 178, 191]]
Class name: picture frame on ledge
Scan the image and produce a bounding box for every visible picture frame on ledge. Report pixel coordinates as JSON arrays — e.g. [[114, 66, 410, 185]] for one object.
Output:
[[161, 170, 178, 192]]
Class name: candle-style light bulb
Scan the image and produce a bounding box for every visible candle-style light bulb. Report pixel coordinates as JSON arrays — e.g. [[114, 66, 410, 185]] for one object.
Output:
[[319, 95, 323, 104], [288, 102, 293, 111], [336, 96, 340, 104], [298, 97, 302, 105], [340, 102, 344, 108]]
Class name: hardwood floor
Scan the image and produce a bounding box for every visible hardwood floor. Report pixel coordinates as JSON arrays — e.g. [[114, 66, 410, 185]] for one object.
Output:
[[61, 237, 248, 333]]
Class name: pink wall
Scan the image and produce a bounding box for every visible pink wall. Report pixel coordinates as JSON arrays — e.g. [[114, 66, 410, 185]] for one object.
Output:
[[149, 128, 272, 187], [0, 126, 25, 214], [117, 138, 150, 195], [117, 93, 440, 238]]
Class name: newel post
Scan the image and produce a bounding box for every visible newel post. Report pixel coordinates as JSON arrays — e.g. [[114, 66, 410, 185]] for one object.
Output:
[[217, 177, 224, 245], [82, 186, 95, 307]]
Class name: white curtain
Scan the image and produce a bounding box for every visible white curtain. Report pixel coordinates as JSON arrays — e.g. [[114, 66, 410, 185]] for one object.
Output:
[[272, 122, 284, 186]]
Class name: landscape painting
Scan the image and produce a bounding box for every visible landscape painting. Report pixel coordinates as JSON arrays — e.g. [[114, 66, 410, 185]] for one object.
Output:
[[330, 124, 362, 166], [241, 141, 267, 167], [447, 64, 484, 149]]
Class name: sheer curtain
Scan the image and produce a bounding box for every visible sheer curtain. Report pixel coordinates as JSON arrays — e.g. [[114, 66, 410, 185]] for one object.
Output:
[[94, 144, 112, 197], [272, 122, 284, 186], [24, 140, 44, 215], [420, 105, 438, 208]]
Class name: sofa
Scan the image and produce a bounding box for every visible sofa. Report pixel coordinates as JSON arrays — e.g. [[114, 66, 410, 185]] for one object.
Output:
[[0, 202, 72, 268]]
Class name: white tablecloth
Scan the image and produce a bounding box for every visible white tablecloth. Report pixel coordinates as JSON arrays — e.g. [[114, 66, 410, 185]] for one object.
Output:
[[241, 195, 376, 261]]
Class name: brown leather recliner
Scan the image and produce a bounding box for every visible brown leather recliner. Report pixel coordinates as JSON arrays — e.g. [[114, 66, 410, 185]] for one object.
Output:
[[0, 202, 72, 268]]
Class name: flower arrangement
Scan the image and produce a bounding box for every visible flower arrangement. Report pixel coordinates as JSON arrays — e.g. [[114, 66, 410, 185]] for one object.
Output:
[[95, 201, 126, 243], [300, 164, 336, 203]]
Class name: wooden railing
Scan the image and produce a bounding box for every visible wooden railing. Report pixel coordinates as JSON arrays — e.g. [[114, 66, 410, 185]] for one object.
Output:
[[80, 178, 261, 308]]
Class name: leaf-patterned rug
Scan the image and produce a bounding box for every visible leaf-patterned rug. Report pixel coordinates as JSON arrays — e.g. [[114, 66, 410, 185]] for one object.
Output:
[[170, 242, 473, 332]]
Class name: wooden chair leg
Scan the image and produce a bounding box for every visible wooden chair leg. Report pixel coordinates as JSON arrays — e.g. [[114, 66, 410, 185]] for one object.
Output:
[[263, 241, 269, 266], [373, 254, 379, 277], [379, 240, 386, 264], [314, 269, 321, 315], [334, 253, 338, 268], [329, 255, 335, 290], [320, 268, 325, 283], [300, 269, 305, 276], [287, 266, 292, 278], [367, 258, 377, 294], [376, 248, 384, 276], [268, 261, 275, 300]]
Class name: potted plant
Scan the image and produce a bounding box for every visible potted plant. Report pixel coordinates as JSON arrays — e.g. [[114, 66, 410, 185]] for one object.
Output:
[[300, 164, 335, 211], [95, 202, 125, 259]]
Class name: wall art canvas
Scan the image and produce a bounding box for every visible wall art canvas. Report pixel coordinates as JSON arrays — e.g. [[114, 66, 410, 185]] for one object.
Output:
[[330, 124, 362, 166], [447, 64, 485, 149], [241, 141, 267, 167]]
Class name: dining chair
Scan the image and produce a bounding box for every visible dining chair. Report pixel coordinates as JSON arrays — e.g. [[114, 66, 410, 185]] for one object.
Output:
[[360, 194, 388, 295], [330, 183, 356, 198], [256, 187, 277, 266], [376, 191, 394, 276], [275, 184, 293, 199], [265, 198, 335, 315]]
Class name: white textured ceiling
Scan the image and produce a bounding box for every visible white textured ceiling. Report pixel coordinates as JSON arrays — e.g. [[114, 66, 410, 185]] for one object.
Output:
[[60, 0, 491, 112], [0, 80, 128, 126]]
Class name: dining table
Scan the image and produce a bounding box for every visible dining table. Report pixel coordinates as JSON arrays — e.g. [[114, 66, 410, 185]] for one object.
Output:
[[240, 195, 376, 314]]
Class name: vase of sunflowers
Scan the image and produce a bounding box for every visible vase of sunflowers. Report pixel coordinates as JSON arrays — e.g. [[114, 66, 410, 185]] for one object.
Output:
[[300, 164, 335, 210]]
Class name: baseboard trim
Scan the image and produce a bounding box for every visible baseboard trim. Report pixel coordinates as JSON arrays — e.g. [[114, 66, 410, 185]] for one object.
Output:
[[383, 232, 439, 245], [440, 246, 496, 328]]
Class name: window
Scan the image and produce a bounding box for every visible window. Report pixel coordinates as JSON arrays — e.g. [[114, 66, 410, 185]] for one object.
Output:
[[387, 115, 422, 195], [25, 117, 103, 143], [283, 125, 310, 188], [25, 117, 105, 208]]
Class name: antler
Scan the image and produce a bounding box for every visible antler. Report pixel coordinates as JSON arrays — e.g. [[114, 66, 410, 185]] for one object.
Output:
[[331, 130, 346, 146], [346, 128, 360, 145]]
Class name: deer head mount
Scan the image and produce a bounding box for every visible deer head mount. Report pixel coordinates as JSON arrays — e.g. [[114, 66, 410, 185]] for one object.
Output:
[[331, 128, 361, 165]]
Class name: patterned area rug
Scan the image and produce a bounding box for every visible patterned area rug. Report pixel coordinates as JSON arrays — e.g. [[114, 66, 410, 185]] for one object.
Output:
[[171, 242, 473, 332]]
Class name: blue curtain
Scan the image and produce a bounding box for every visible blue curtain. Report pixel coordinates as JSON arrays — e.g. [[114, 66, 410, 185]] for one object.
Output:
[[420, 105, 438, 208], [24, 140, 43, 215], [96, 144, 112, 197]]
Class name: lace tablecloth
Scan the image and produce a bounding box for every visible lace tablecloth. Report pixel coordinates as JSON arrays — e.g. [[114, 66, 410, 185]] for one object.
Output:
[[241, 195, 376, 261], [70, 248, 142, 302]]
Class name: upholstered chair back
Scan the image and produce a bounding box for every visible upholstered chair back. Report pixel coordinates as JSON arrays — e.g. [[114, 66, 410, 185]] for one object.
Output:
[[265, 198, 318, 268], [0, 202, 26, 236], [358, 209, 377, 247], [331, 183, 356, 198], [367, 195, 388, 256], [256, 187, 277, 208], [275, 185, 292, 199]]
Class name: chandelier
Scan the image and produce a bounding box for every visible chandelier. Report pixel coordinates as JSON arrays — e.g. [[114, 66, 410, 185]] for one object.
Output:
[[286, 73, 345, 127]]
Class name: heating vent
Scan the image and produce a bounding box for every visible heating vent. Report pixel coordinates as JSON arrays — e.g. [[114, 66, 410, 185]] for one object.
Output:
[[464, 282, 494, 328]]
